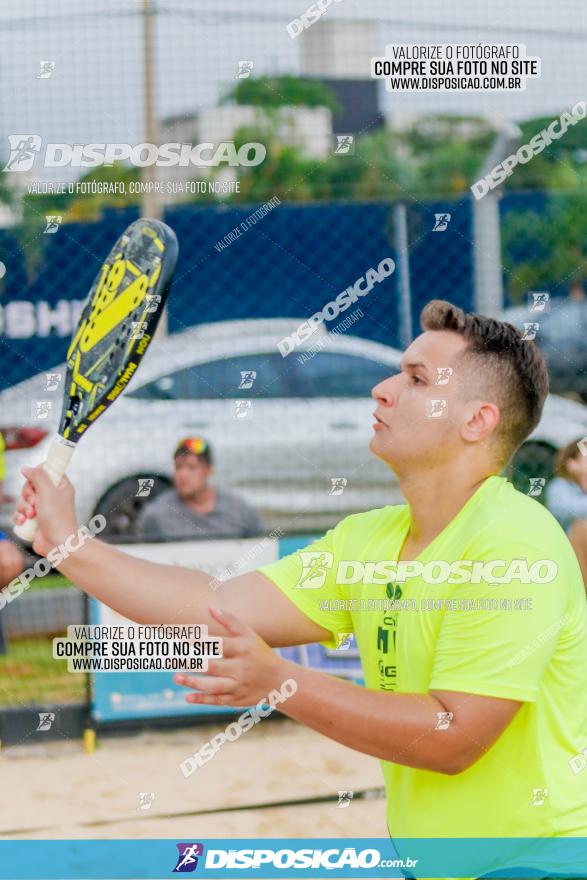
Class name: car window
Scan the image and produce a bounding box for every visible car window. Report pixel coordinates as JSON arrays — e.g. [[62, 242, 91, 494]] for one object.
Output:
[[540, 304, 583, 343], [504, 303, 587, 357], [291, 351, 398, 398], [128, 353, 294, 400]]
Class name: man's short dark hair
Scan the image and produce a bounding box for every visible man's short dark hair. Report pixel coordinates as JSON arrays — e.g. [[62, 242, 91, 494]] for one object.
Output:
[[420, 299, 550, 463]]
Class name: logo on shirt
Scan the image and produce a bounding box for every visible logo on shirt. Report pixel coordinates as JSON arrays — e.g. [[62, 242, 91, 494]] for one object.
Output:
[[296, 551, 333, 589], [376, 583, 402, 691]]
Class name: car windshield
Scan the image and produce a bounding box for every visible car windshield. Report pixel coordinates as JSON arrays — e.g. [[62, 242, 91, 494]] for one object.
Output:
[[128, 351, 397, 400]]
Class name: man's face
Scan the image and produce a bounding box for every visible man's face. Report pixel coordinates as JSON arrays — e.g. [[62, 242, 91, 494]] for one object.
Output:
[[173, 453, 212, 499], [567, 453, 587, 492], [369, 330, 475, 472]]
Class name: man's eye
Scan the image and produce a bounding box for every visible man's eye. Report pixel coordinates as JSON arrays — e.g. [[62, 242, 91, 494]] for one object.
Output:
[[411, 375, 424, 385]]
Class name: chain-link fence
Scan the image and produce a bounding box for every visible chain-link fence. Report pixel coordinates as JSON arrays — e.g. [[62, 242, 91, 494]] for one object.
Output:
[[0, 0, 586, 718], [0, 197, 477, 392]]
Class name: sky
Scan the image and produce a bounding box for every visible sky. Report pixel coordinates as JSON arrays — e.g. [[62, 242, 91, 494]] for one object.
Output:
[[0, 0, 585, 174]]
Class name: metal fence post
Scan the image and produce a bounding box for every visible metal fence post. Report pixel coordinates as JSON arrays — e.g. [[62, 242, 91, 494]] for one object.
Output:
[[393, 202, 412, 348], [472, 124, 522, 317]]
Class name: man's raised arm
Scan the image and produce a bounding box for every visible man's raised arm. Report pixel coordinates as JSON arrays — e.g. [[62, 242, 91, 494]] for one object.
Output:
[[13, 465, 329, 647]]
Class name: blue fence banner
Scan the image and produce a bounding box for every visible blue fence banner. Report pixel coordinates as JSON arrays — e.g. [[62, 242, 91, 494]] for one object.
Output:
[[0, 837, 585, 879], [0, 200, 475, 392]]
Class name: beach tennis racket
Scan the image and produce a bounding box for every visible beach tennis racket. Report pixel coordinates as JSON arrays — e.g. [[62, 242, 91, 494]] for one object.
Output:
[[13, 218, 178, 542]]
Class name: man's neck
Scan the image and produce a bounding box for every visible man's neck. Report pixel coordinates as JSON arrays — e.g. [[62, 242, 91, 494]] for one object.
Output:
[[183, 485, 217, 514], [398, 465, 498, 550]]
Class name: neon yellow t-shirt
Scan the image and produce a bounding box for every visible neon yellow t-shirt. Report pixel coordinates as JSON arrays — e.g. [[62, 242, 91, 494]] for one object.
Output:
[[260, 475, 587, 838]]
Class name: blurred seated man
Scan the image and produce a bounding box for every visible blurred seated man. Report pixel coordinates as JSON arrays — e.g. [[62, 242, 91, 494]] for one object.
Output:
[[137, 437, 264, 542], [0, 433, 26, 653], [546, 438, 587, 595]]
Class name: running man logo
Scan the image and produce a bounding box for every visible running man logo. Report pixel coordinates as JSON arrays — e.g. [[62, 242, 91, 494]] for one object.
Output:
[[44, 372, 62, 391], [531, 788, 549, 806], [435, 711, 453, 730], [296, 551, 333, 589], [131, 321, 148, 340], [336, 790, 354, 808], [36, 712, 55, 731], [239, 370, 256, 389], [329, 477, 347, 496], [32, 400, 53, 420], [426, 398, 448, 419], [37, 61, 56, 79], [334, 135, 354, 155], [3, 134, 42, 171], [136, 478, 155, 497], [529, 291, 550, 313], [233, 400, 252, 419], [138, 792, 155, 810], [44, 215, 62, 234], [173, 843, 204, 873], [435, 367, 453, 385], [528, 477, 546, 497], [237, 61, 254, 78], [145, 293, 162, 313], [522, 322, 539, 341], [432, 212, 451, 232]]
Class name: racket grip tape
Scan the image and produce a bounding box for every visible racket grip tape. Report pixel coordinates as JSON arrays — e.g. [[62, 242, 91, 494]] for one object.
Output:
[[13, 436, 76, 543]]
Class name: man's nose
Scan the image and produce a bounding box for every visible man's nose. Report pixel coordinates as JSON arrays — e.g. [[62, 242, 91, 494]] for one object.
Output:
[[371, 374, 398, 406]]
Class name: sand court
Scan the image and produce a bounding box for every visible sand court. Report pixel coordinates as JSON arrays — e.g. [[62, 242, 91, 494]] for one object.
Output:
[[0, 719, 387, 840]]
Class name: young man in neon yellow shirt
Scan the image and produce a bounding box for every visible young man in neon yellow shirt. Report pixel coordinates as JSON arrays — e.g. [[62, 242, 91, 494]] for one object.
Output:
[[14, 301, 587, 869]]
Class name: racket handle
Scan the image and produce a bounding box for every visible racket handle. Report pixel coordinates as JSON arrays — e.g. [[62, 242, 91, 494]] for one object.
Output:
[[13, 436, 76, 543]]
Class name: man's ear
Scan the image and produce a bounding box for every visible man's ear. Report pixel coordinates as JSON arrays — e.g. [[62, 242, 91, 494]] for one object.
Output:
[[461, 400, 501, 444]]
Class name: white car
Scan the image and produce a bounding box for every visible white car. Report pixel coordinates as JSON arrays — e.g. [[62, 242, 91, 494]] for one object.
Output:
[[0, 319, 403, 538], [1, 318, 585, 539]]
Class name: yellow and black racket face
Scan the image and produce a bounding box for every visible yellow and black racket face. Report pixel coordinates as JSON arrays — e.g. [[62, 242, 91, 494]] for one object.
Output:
[[60, 218, 178, 442]]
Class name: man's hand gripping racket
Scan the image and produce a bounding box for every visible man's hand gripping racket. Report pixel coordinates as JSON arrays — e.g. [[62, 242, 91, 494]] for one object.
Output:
[[13, 219, 178, 544]]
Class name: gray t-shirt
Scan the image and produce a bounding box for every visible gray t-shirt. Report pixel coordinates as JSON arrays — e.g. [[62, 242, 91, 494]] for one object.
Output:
[[546, 476, 587, 534], [137, 487, 264, 542]]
